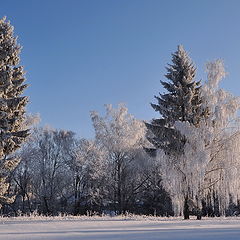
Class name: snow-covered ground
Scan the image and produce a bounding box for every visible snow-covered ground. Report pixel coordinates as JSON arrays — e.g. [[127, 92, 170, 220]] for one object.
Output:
[[1, 216, 240, 240]]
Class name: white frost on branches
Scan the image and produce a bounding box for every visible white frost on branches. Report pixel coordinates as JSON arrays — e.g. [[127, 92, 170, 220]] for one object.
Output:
[[90, 104, 148, 212], [91, 104, 146, 153], [158, 60, 240, 216]]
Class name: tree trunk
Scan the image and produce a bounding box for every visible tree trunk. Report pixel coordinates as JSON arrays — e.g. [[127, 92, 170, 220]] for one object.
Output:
[[117, 158, 122, 214], [183, 197, 190, 219], [43, 196, 50, 215], [196, 207, 202, 220]]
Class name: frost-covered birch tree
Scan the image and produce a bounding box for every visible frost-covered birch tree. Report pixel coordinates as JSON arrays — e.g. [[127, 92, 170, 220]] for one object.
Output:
[[34, 128, 76, 214], [0, 17, 29, 208], [69, 138, 107, 215], [200, 60, 240, 215], [91, 104, 147, 213]]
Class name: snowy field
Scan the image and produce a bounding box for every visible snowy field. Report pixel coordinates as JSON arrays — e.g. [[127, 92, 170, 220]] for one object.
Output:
[[1, 216, 240, 240]]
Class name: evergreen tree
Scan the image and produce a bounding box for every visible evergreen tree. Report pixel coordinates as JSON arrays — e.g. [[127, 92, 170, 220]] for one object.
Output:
[[146, 45, 206, 156], [0, 17, 29, 207], [146, 45, 209, 219]]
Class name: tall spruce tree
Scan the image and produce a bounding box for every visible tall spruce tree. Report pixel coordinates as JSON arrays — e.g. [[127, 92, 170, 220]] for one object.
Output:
[[146, 45, 206, 156], [146, 45, 209, 219], [0, 17, 29, 207]]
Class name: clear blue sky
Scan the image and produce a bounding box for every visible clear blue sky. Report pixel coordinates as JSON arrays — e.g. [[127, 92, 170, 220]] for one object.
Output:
[[1, 0, 240, 138]]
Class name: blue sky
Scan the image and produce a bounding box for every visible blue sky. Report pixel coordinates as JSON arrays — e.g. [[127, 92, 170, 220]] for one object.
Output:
[[1, 0, 240, 138]]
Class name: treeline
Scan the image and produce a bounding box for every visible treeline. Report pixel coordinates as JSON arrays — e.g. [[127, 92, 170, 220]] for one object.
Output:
[[1, 17, 240, 218], [4, 105, 173, 216], [3, 46, 240, 218]]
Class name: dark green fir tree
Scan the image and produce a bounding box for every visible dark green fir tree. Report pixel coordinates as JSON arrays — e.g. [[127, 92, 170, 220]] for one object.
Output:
[[146, 45, 207, 156]]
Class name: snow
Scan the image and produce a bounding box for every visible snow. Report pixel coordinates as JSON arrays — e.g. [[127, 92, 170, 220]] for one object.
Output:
[[0, 216, 240, 240]]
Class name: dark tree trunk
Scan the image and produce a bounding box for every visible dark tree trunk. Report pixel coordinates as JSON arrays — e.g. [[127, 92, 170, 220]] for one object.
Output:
[[117, 157, 122, 214], [196, 207, 202, 220], [43, 196, 50, 215], [183, 197, 190, 219]]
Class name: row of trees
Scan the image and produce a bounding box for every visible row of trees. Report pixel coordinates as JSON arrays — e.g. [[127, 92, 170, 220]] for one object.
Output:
[[1, 17, 240, 219], [4, 106, 172, 216], [6, 46, 240, 219], [0, 16, 170, 217]]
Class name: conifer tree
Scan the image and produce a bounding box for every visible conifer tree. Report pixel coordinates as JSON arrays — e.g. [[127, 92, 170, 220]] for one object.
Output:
[[0, 17, 29, 207], [146, 46, 209, 219], [146, 45, 206, 156]]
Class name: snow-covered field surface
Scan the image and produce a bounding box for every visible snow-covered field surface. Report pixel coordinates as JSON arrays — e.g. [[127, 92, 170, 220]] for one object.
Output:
[[1, 215, 240, 240]]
